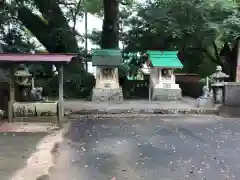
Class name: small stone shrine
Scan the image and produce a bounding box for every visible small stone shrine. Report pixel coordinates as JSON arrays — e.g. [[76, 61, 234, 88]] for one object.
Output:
[[210, 65, 229, 104], [147, 51, 183, 100], [91, 49, 123, 101]]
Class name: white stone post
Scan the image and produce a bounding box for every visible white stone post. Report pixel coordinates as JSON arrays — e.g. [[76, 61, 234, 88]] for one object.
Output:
[[206, 76, 209, 88], [236, 40, 240, 82]]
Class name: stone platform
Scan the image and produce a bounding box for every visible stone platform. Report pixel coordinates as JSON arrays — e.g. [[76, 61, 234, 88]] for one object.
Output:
[[152, 88, 182, 100], [92, 88, 123, 101], [197, 97, 214, 108], [65, 98, 218, 115]]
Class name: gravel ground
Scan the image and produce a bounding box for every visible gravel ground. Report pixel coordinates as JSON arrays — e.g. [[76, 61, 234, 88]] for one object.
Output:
[[50, 115, 240, 180]]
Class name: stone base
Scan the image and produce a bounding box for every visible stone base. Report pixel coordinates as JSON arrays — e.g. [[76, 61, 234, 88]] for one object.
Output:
[[92, 88, 123, 101], [12, 102, 58, 117], [197, 97, 214, 108], [152, 88, 182, 101]]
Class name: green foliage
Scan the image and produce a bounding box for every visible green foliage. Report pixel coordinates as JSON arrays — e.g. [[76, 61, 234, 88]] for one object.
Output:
[[0, 5, 35, 53], [63, 68, 95, 99], [123, 0, 240, 75], [88, 0, 240, 77], [88, 29, 101, 46], [85, 0, 103, 15], [42, 65, 95, 99], [1, 29, 35, 53], [122, 52, 146, 76]]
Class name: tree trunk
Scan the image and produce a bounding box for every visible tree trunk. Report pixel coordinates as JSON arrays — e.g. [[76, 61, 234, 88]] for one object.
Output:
[[229, 40, 238, 81], [101, 0, 119, 49], [220, 42, 238, 81]]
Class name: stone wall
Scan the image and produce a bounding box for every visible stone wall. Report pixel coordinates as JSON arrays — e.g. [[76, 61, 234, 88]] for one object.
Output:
[[176, 74, 202, 98], [177, 81, 203, 98], [224, 82, 240, 106]]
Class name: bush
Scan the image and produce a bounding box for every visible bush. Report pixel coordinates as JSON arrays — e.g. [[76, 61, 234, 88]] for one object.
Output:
[[64, 70, 95, 99], [39, 69, 95, 99]]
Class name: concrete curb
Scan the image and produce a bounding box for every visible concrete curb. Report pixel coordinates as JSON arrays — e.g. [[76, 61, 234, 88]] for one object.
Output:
[[0, 122, 60, 132], [65, 108, 219, 116]]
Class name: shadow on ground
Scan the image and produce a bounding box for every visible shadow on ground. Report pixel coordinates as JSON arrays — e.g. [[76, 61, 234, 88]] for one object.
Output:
[[0, 132, 48, 180]]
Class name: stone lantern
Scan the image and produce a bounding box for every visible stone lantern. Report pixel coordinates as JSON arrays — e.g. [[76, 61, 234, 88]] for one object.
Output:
[[210, 65, 229, 104], [14, 64, 32, 101], [14, 64, 31, 86]]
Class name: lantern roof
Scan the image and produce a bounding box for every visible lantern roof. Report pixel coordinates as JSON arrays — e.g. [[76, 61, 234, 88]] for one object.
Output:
[[14, 64, 32, 77]]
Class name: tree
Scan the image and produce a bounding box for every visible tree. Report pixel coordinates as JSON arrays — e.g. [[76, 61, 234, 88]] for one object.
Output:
[[1, 29, 35, 52], [2, 0, 98, 98], [101, 0, 134, 48], [119, 0, 240, 78], [7, 0, 125, 52], [0, 4, 35, 53], [14, 0, 79, 53], [101, 0, 120, 48]]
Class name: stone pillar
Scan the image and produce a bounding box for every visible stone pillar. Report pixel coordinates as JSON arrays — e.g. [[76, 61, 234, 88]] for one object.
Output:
[[8, 67, 15, 122], [236, 40, 240, 82], [57, 64, 64, 123]]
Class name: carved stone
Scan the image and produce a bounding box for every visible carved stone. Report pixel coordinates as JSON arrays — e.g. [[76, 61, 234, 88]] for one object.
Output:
[[13, 102, 35, 117], [197, 86, 214, 108], [30, 87, 45, 101], [92, 66, 122, 101], [35, 102, 57, 116], [202, 86, 210, 98], [12, 102, 58, 117]]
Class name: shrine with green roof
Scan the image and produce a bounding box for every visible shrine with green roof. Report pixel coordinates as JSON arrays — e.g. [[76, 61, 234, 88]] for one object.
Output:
[[146, 50, 183, 100], [91, 49, 123, 101]]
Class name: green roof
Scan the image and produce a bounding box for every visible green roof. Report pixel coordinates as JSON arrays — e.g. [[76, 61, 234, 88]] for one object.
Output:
[[92, 49, 122, 57], [147, 51, 183, 68], [91, 49, 122, 66]]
